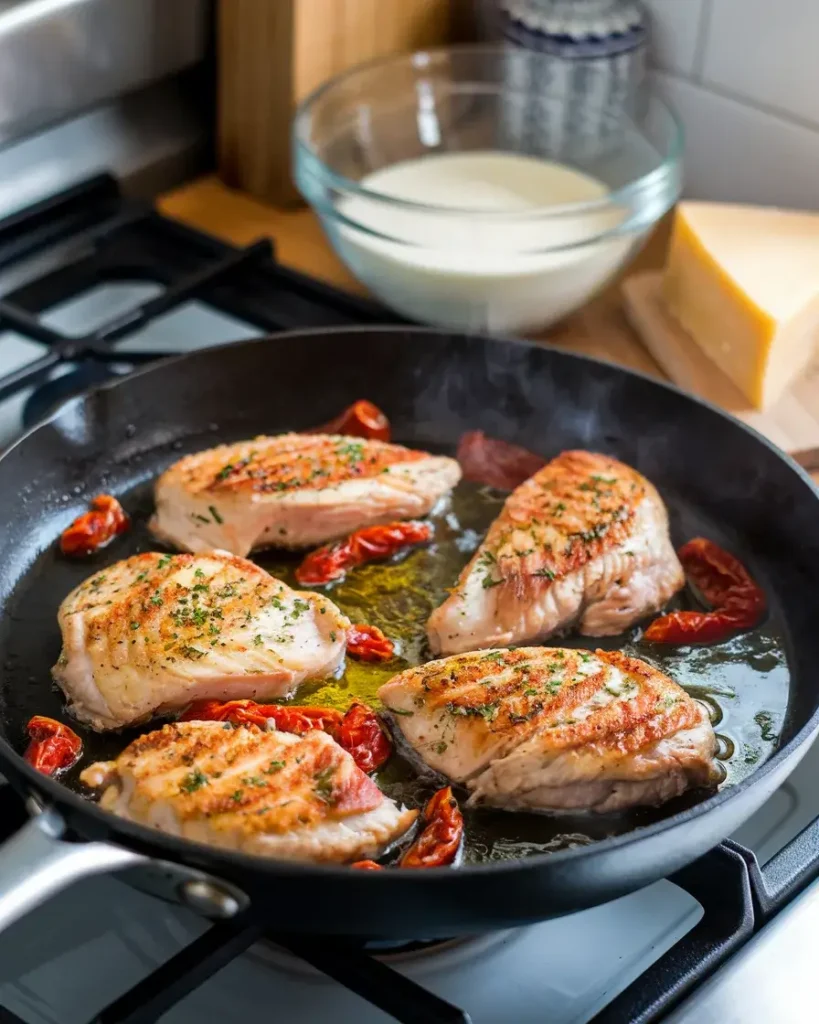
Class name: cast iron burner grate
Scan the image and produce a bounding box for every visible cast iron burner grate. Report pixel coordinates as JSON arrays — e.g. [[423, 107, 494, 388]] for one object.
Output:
[[0, 173, 404, 429], [0, 176, 816, 1024]]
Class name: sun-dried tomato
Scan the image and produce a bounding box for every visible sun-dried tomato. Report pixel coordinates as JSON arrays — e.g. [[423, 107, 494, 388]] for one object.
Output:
[[24, 716, 82, 776], [644, 538, 765, 645], [179, 698, 391, 773], [59, 494, 129, 556], [295, 521, 432, 586], [338, 702, 391, 773], [346, 623, 395, 662], [179, 699, 343, 737], [456, 431, 545, 490], [306, 400, 391, 442], [400, 787, 464, 869]]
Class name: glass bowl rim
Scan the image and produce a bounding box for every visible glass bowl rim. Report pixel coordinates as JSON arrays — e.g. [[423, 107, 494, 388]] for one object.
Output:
[[292, 43, 684, 218]]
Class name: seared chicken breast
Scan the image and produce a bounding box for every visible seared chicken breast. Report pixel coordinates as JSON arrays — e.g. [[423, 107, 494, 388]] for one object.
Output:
[[151, 433, 460, 556], [81, 721, 417, 863], [379, 647, 718, 814], [428, 451, 684, 654], [53, 552, 349, 731]]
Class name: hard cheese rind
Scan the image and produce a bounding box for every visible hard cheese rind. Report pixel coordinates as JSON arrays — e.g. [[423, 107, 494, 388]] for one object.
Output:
[[662, 201, 819, 409]]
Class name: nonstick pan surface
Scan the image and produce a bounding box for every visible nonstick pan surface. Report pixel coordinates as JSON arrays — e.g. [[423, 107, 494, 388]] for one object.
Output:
[[0, 327, 817, 937]]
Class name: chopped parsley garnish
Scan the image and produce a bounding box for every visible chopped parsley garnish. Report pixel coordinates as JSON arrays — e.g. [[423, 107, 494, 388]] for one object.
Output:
[[329, 631, 337, 641], [157, 555, 172, 569], [179, 645, 207, 660], [208, 505, 224, 525], [755, 711, 777, 742], [179, 769, 208, 793], [532, 568, 556, 580], [481, 576, 502, 589], [314, 765, 336, 802], [264, 760, 285, 773], [130, 621, 140, 630], [194, 568, 205, 579], [253, 634, 263, 646], [135, 572, 147, 582], [192, 514, 211, 525], [523, 687, 538, 696], [231, 790, 244, 802], [242, 775, 266, 787], [335, 441, 365, 465], [150, 592, 163, 607], [434, 741, 448, 754], [483, 651, 505, 663], [390, 708, 414, 716], [448, 701, 500, 722]]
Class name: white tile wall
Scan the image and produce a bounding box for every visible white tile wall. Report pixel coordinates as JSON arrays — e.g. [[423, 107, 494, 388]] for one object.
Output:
[[643, 0, 705, 77], [646, 0, 819, 209]]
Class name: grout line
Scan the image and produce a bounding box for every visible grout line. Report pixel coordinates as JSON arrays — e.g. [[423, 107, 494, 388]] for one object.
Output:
[[657, 66, 819, 137], [691, 0, 714, 82]]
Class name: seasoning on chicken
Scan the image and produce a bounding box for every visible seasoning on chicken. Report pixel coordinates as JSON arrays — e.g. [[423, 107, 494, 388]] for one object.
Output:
[[52, 551, 350, 731], [427, 450, 684, 654], [80, 721, 417, 863], [150, 433, 460, 556], [379, 647, 719, 814]]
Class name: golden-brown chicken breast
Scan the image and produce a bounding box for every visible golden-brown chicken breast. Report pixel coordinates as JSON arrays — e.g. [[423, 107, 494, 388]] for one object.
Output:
[[53, 552, 349, 731], [379, 647, 718, 813], [150, 433, 461, 556], [81, 721, 417, 863], [427, 451, 684, 654]]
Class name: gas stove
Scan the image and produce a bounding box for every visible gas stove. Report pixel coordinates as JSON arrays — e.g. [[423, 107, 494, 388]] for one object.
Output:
[[0, 176, 817, 1024]]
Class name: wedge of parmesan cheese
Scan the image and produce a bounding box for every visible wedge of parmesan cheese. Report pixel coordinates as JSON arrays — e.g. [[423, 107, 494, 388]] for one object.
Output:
[[662, 201, 819, 409]]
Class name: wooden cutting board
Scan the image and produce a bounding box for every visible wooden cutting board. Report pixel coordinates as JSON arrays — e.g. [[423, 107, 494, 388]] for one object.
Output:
[[622, 271, 819, 472]]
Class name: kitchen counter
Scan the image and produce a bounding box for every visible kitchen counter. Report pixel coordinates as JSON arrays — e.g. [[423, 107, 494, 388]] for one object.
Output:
[[159, 176, 817, 481]]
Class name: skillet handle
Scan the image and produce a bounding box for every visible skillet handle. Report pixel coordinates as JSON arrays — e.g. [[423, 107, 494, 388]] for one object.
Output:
[[0, 804, 144, 931], [725, 817, 819, 923]]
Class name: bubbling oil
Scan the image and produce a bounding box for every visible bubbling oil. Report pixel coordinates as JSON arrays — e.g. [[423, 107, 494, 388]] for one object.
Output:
[[256, 482, 791, 863]]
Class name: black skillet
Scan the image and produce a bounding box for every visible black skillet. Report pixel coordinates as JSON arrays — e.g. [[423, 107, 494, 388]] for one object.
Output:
[[0, 325, 818, 939]]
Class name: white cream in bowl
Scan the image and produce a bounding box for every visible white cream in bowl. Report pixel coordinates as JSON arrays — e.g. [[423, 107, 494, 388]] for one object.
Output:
[[333, 151, 633, 333]]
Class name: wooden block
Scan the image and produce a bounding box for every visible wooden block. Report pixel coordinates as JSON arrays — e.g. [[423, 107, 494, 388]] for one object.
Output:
[[622, 271, 819, 463], [217, 0, 459, 207]]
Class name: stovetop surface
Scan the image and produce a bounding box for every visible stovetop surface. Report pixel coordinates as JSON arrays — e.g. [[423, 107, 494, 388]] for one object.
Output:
[[0, 175, 816, 1024]]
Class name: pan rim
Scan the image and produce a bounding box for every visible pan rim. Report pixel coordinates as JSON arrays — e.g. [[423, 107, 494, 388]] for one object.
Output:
[[3, 324, 819, 882]]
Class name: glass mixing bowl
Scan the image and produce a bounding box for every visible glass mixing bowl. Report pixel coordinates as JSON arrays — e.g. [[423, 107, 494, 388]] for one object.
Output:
[[293, 45, 682, 333]]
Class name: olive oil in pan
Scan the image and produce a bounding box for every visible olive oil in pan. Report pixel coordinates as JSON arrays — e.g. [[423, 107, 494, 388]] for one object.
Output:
[[257, 481, 791, 864]]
